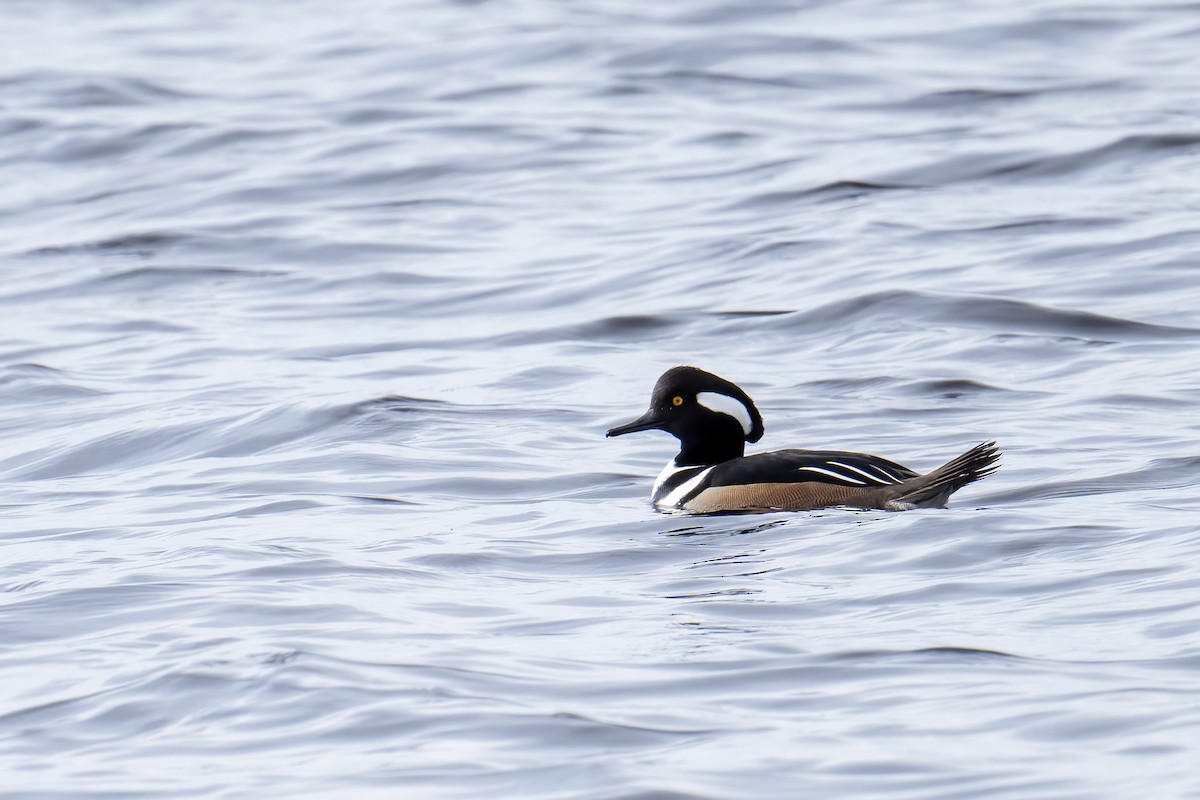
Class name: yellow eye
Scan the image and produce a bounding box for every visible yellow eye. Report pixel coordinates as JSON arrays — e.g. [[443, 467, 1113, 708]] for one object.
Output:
[[672, 395, 684, 406]]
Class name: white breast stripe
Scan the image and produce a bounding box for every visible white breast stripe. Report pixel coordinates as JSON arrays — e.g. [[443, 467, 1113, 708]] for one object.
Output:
[[656, 466, 715, 509], [796, 466, 867, 485], [696, 391, 752, 436], [827, 461, 898, 485], [653, 461, 691, 498]]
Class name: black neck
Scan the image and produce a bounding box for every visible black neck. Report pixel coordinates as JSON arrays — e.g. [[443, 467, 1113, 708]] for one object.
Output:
[[674, 428, 746, 467]]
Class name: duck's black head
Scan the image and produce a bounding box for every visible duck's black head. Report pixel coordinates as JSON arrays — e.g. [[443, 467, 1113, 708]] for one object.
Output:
[[606, 366, 765, 466]]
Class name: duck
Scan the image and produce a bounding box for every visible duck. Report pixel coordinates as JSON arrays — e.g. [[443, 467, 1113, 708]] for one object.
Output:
[[606, 366, 1000, 513]]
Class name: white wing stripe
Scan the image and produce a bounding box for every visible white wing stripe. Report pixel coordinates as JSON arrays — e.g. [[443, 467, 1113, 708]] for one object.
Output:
[[869, 463, 909, 483], [827, 461, 898, 485], [796, 466, 867, 485]]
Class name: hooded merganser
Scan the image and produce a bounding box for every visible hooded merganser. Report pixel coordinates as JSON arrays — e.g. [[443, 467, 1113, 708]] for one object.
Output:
[[607, 366, 1000, 513]]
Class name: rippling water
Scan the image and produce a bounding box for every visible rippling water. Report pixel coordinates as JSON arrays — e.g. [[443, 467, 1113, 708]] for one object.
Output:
[[4, 1, 1200, 797]]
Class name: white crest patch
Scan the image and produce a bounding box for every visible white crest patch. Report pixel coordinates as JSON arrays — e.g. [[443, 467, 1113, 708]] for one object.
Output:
[[696, 391, 753, 436]]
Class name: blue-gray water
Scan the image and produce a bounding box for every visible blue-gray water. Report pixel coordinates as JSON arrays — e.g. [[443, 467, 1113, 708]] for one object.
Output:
[[3, 1, 1200, 797]]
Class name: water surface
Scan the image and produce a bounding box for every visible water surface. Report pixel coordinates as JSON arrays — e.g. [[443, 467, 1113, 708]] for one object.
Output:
[[3, 1, 1200, 798]]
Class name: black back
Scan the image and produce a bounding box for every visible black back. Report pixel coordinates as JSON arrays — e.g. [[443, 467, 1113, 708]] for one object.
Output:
[[706, 448, 918, 489]]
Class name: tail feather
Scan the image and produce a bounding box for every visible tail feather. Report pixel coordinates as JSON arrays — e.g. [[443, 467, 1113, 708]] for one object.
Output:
[[893, 441, 1001, 508]]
